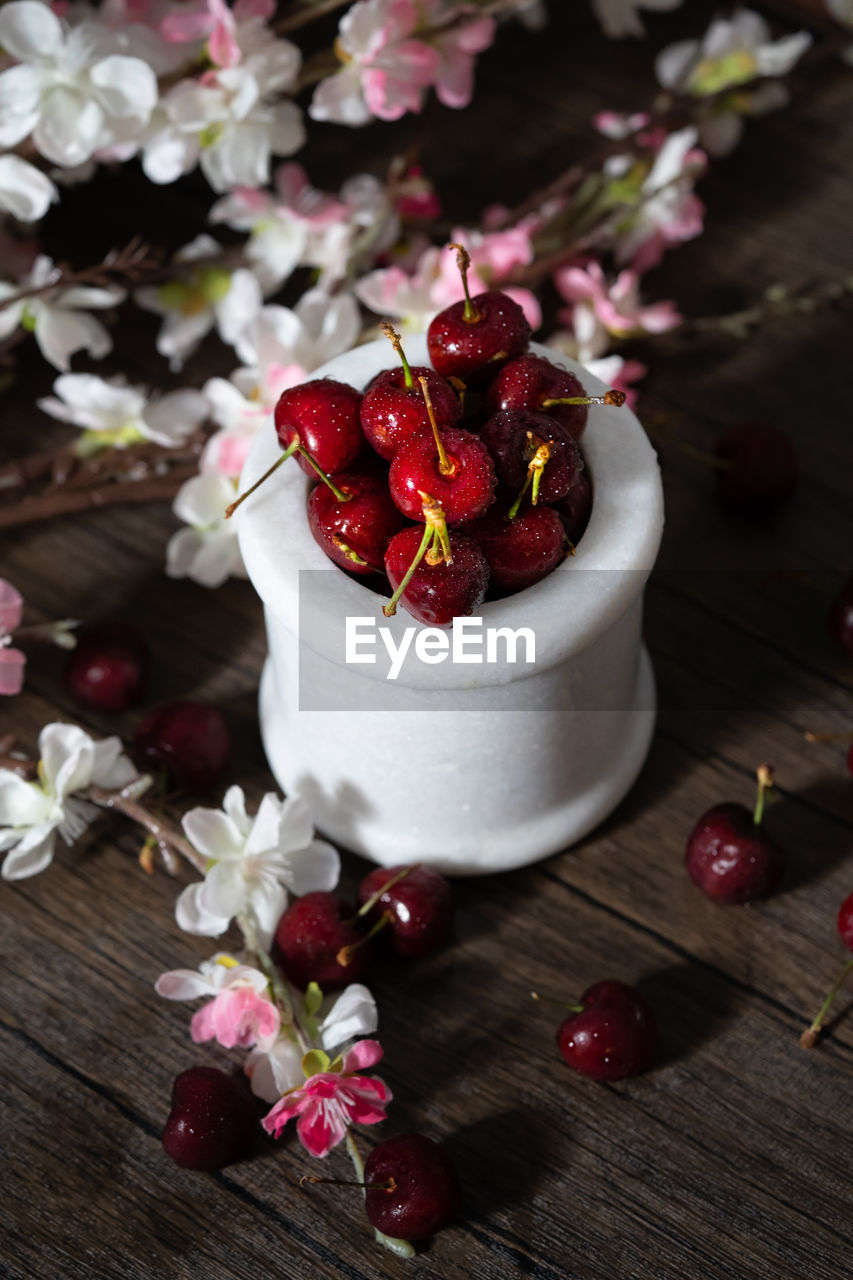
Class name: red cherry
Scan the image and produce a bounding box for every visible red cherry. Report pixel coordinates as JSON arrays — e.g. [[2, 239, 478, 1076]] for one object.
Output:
[[484, 354, 589, 440], [384, 526, 489, 626], [64, 622, 149, 711], [274, 379, 365, 477], [714, 421, 798, 513], [553, 471, 593, 547], [307, 471, 406, 575], [427, 244, 530, 385], [467, 505, 566, 595], [389, 427, 496, 525], [685, 802, 785, 903], [557, 980, 657, 1081], [273, 891, 370, 991], [357, 864, 453, 958], [362, 329, 461, 460], [135, 700, 230, 793], [481, 410, 583, 506], [162, 1067, 256, 1171], [828, 575, 853, 657], [364, 1134, 461, 1240]]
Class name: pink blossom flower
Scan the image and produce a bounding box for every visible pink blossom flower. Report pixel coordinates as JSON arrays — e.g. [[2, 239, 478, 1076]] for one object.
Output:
[[162, 0, 275, 68], [555, 258, 681, 355], [262, 1039, 391, 1157], [431, 7, 495, 109], [0, 580, 25, 697], [191, 983, 280, 1050]]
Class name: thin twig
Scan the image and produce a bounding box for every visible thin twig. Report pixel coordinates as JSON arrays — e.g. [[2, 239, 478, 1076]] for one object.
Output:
[[0, 468, 197, 530]]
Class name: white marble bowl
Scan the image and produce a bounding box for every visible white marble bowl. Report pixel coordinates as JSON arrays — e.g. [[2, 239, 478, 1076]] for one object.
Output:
[[237, 336, 664, 874]]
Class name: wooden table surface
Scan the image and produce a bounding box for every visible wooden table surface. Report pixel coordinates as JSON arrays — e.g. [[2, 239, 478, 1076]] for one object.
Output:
[[2, 4, 853, 1278]]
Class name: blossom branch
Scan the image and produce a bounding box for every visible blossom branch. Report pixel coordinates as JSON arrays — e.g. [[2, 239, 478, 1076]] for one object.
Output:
[[0, 239, 163, 314], [0, 465, 199, 530]]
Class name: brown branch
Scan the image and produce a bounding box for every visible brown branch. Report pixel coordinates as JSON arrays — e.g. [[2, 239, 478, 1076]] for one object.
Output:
[[0, 467, 197, 530], [88, 784, 207, 874], [0, 238, 163, 314]]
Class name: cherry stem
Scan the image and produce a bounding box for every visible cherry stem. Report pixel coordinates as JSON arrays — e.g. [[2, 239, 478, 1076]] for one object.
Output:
[[530, 992, 585, 1013], [337, 911, 391, 966], [804, 730, 853, 744], [332, 535, 368, 567], [419, 375, 454, 477], [225, 441, 299, 517], [380, 321, 414, 390], [300, 1174, 397, 1192], [297, 445, 350, 502], [800, 955, 853, 1049], [508, 437, 551, 518], [383, 494, 451, 617], [541, 389, 627, 409], [448, 241, 480, 324], [355, 863, 420, 919], [753, 763, 774, 826]]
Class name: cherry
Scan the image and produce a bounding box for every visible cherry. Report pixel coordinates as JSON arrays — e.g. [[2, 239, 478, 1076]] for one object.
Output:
[[364, 1134, 461, 1240], [162, 1066, 256, 1171], [828, 575, 853, 657], [484, 354, 590, 440], [307, 471, 406, 575], [555, 980, 657, 1081], [356, 864, 453, 958], [64, 622, 149, 711], [427, 244, 530, 385], [360, 324, 461, 460], [384, 502, 489, 626], [389, 425, 496, 526], [274, 891, 371, 991], [801, 890, 853, 1048], [553, 470, 593, 547], [134, 700, 230, 793], [481, 410, 583, 507], [685, 765, 785, 904], [714, 421, 798, 513], [468, 505, 566, 595], [274, 379, 365, 478]]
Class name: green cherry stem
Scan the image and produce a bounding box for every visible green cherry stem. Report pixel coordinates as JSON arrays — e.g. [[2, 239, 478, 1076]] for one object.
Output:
[[530, 992, 585, 1013], [448, 241, 480, 324], [225, 440, 299, 517], [336, 910, 392, 966], [355, 863, 421, 919], [542, 389, 627, 409], [345, 1130, 415, 1260], [383, 494, 452, 618], [380, 321, 414, 390], [419, 375, 454, 477], [296, 445, 350, 501], [753, 763, 774, 826], [508, 438, 552, 519], [332, 535, 368, 567], [800, 956, 853, 1049]]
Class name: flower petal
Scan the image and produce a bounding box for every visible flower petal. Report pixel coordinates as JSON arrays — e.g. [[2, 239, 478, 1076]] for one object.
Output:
[[39, 722, 94, 798], [1, 823, 56, 880], [320, 984, 378, 1051], [282, 838, 340, 897], [142, 389, 207, 446], [342, 1038, 383, 1072], [34, 310, 113, 372], [90, 55, 158, 122], [0, 648, 26, 696], [262, 1090, 304, 1137], [155, 966, 216, 1000], [33, 87, 106, 168], [0, 771, 49, 828], [0, 155, 58, 222], [245, 1037, 303, 1102], [182, 804, 244, 862], [0, 580, 24, 634], [0, 1, 64, 61], [296, 1095, 345, 1157], [246, 879, 287, 952], [90, 736, 138, 790], [203, 857, 247, 918], [174, 880, 232, 935]]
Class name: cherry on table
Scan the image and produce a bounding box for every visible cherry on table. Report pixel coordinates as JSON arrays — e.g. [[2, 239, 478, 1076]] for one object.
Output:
[[134, 700, 230, 794], [360, 324, 461, 460], [484, 353, 590, 440], [275, 379, 365, 477], [356, 864, 453, 958], [307, 471, 406, 575], [162, 1066, 257, 1171], [554, 980, 657, 1081], [427, 244, 530, 385], [383, 505, 490, 626], [714, 421, 798, 513], [274, 891, 371, 991], [685, 764, 785, 904], [801, 890, 853, 1048], [364, 1133, 461, 1240], [468, 505, 566, 595], [64, 622, 149, 711], [828, 575, 853, 657], [481, 409, 583, 507]]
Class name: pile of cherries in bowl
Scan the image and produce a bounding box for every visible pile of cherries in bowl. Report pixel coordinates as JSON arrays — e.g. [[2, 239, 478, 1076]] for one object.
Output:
[[231, 246, 625, 626]]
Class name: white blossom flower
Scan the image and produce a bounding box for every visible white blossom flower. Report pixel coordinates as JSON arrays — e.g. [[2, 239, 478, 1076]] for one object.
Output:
[[355, 244, 444, 330], [38, 373, 208, 453], [0, 723, 138, 880], [592, 0, 683, 39], [0, 154, 58, 222], [0, 1, 159, 168], [0, 255, 124, 371], [246, 983, 378, 1102], [174, 785, 340, 948], [656, 9, 812, 155], [608, 127, 706, 271], [135, 235, 263, 370], [201, 375, 272, 479], [142, 39, 304, 192], [233, 289, 362, 382], [166, 472, 247, 588]]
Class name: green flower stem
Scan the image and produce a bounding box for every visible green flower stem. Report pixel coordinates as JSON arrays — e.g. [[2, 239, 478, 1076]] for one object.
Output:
[[800, 956, 853, 1049]]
